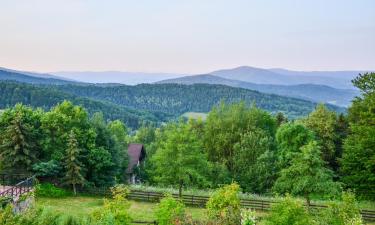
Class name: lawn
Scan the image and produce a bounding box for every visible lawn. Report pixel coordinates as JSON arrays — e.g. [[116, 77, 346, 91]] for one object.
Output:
[[36, 196, 374, 224], [36, 196, 207, 221]]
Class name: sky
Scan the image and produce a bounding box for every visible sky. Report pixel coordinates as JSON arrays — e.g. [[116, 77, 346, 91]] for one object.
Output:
[[0, 0, 374, 74]]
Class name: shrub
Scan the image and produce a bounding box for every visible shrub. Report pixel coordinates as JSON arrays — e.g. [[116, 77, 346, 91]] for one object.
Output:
[[35, 183, 69, 198], [90, 184, 132, 225], [241, 209, 257, 225], [318, 191, 363, 225], [263, 195, 313, 225], [0, 196, 12, 209], [206, 183, 241, 225], [155, 194, 185, 225]]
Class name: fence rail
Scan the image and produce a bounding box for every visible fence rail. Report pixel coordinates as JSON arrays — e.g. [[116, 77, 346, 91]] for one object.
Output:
[[0, 176, 36, 202]]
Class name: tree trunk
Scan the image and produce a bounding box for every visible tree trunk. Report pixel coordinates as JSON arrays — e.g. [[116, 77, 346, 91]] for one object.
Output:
[[73, 184, 77, 196], [179, 180, 183, 198]]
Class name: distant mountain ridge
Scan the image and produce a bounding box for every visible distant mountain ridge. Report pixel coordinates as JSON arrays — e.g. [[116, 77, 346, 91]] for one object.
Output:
[[0, 69, 78, 85], [211, 66, 365, 89], [157, 74, 359, 107], [51, 66, 369, 90], [52, 71, 184, 85]]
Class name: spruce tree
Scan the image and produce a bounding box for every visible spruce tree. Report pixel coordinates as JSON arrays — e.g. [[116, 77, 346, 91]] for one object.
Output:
[[0, 112, 37, 173], [64, 130, 85, 195]]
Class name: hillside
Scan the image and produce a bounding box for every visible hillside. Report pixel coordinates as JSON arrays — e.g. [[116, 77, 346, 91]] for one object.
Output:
[[0, 81, 169, 128], [54, 83, 346, 119], [0, 69, 77, 85], [157, 74, 358, 106]]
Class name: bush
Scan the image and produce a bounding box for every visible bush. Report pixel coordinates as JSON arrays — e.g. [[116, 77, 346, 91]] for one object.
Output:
[[0, 197, 12, 209], [35, 183, 69, 198], [318, 191, 363, 225], [241, 209, 257, 225], [263, 195, 313, 225], [155, 194, 185, 225], [206, 183, 241, 225], [90, 184, 132, 225]]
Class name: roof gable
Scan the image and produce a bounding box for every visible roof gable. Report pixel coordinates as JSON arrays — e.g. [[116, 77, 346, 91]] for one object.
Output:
[[127, 143, 146, 173]]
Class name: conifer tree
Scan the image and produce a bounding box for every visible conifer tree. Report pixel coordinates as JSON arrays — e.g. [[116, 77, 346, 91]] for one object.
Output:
[[0, 112, 37, 173], [64, 130, 85, 195]]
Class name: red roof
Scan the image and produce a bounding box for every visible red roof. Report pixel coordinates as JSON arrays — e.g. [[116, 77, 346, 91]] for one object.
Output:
[[127, 144, 146, 173]]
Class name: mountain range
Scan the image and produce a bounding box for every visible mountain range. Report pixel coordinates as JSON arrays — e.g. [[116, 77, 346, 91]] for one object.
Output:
[[0, 67, 348, 127], [157, 74, 358, 107], [1, 65, 368, 111]]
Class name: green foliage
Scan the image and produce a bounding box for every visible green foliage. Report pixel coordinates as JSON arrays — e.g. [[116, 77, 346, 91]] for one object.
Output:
[[206, 183, 241, 225], [276, 122, 314, 168], [273, 141, 340, 206], [318, 192, 363, 225], [151, 120, 210, 196], [233, 129, 276, 193], [352, 72, 375, 94], [241, 209, 257, 225], [264, 195, 313, 225], [204, 102, 276, 172], [35, 183, 69, 198], [90, 184, 132, 225], [341, 72, 375, 199], [303, 104, 338, 169], [155, 194, 186, 225], [32, 160, 62, 177], [63, 130, 85, 195], [0, 104, 42, 173]]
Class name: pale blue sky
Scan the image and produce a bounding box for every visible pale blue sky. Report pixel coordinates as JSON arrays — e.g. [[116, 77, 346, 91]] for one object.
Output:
[[0, 0, 374, 73]]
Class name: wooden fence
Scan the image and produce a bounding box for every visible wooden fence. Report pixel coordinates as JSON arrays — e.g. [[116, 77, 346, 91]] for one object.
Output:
[[125, 190, 375, 222]]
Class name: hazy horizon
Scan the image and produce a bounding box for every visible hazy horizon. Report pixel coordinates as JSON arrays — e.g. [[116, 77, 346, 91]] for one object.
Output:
[[1, 0, 374, 74]]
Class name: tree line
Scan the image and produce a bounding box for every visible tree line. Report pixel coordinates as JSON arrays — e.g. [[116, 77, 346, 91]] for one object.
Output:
[[0, 73, 374, 202]]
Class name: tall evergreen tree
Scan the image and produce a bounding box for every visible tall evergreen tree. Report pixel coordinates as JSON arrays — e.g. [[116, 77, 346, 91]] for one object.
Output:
[[64, 130, 85, 195], [0, 112, 38, 173]]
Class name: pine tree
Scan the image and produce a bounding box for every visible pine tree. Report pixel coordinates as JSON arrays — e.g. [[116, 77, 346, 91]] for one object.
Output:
[[64, 130, 85, 195], [0, 112, 37, 173]]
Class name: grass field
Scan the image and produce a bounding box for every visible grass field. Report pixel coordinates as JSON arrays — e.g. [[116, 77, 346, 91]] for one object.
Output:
[[36, 196, 374, 224], [37, 196, 207, 221], [181, 112, 207, 120]]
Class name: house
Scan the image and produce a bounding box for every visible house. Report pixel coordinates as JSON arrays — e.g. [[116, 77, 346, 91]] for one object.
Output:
[[127, 143, 146, 184]]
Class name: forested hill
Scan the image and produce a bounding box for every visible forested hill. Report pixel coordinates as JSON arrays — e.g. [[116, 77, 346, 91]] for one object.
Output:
[[0, 81, 170, 128], [55, 83, 346, 118]]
